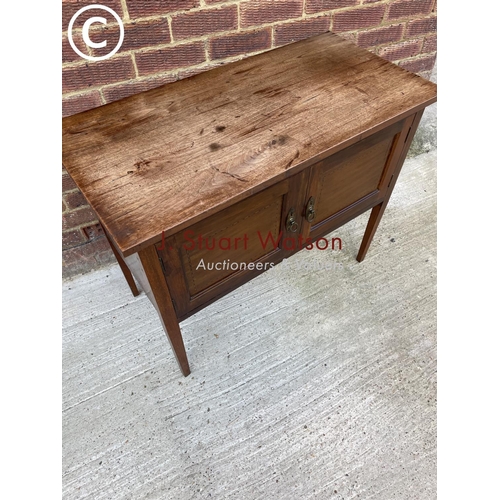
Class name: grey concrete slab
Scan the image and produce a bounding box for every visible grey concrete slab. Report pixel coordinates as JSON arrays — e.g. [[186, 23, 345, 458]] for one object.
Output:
[[63, 150, 437, 499]]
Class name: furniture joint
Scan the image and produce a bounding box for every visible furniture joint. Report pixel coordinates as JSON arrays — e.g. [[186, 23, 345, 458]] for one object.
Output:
[[404, 126, 413, 144], [157, 249, 169, 275]]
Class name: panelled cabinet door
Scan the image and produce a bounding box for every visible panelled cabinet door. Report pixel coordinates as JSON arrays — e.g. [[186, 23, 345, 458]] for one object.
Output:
[[304, 121, 405, 240], [156, 170, 309, 319]]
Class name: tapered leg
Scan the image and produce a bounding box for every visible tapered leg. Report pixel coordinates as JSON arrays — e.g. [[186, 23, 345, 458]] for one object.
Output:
[[357, 109, 425, 262], [138, 246, 191, 376], [357, 202, 385, 262], [102, 225, 140, 297]]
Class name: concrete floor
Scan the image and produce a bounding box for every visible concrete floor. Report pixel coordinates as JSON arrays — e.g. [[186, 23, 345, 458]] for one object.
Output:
[[63, 150, 437, 500]]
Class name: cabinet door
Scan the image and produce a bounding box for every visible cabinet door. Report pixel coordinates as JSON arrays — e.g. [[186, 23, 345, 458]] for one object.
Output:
[[305, 121, 404, 240], [156, 170, 309, 319]]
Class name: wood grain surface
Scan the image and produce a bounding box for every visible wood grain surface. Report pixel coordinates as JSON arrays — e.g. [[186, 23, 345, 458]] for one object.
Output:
[[62, 32, 437, 257]]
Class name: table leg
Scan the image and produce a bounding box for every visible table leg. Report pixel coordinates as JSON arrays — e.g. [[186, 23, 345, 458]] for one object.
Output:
[[138, 246, 191, 377], [357, 202, 385, 262], [102, 225, 140, 297], [357, 109, 424, 262]]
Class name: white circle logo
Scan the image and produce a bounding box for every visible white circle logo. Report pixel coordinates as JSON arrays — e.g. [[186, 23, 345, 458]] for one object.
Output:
[[68, 4, 124, 62]]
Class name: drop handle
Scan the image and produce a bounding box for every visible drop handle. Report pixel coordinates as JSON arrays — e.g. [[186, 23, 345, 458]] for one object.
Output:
[[305, 196, 316, 222], [286, 208, 299, 233]]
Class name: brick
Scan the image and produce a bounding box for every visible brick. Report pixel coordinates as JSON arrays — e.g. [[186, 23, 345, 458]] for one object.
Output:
[[406, 16, 437, 37], [63, 229, 85, 250], [171, 5, 238, 40], [82, 223, 104, 240], [387, 0, 434, 21], [305, 0, 357, 15], [398, 53, 436, 73], [274, 17, 331, 47], [135, 42, 206, 75], [62, 206, 98, 231], [103, 73, 178, 103], [126, 0, 198, 18], [63, 32, 89, 63], [362, 0, 383, 3], [422, 33, 437, 53], [357, 23, 403, 47], [62, 173, 77, 192], [62, 237, 114, 278], [209, 29, 272, 60], [64, 191, 88, 210], [62, 55, 135, 92], [332, 5, 385, 32], [62, 91, 103, 117], [240, 0, 303, 28], [62, 0, 123, 32], [89, 18, 171, 58], [378, 39, 422, 62]]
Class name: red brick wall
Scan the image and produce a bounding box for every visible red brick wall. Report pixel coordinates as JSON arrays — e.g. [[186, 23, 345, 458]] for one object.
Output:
[[62, 0, 437, 277]]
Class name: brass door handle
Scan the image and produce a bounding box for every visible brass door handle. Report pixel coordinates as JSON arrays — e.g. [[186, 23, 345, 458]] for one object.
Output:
[[305, 196, 315, 222], [286, 208, 299, 232]]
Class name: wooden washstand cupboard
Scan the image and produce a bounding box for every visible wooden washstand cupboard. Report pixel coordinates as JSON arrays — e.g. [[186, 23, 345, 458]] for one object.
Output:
[[62, 33, 437, 376]]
